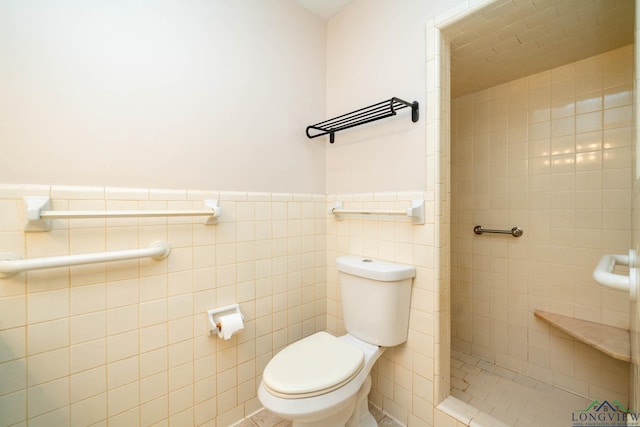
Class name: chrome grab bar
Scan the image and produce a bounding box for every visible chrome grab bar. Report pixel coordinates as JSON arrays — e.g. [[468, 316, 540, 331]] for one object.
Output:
[[473, 225, 523, 237]]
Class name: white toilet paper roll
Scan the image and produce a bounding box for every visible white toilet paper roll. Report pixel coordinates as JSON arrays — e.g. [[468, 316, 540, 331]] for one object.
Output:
[[217, 312, 244, 340]]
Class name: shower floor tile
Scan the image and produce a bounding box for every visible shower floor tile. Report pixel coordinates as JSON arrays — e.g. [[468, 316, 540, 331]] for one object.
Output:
[[451, 350, 591, 427]]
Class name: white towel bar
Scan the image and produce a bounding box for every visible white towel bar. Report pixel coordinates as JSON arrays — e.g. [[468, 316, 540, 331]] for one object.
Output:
[[329, 200, 425, 224], [0, 241, 171, 278], [24, 197, 221, 231]]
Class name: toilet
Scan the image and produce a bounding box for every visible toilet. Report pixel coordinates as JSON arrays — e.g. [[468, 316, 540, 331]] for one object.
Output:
[[258, 256, 415, 427]]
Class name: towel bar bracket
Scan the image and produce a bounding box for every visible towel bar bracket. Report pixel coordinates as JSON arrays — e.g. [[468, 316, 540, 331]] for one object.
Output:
[[24, 196, 52, 232]]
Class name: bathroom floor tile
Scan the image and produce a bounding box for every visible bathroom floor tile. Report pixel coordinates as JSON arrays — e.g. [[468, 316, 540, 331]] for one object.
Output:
[[246, 408, 290, 427], [377, 416, 403, 426], [244, 405, 401, 427]]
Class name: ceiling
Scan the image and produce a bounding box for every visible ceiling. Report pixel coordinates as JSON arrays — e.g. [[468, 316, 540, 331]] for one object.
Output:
[[443, 0, 635, 98], [296, 0, 354, 20], [296, 0, 635, 97]]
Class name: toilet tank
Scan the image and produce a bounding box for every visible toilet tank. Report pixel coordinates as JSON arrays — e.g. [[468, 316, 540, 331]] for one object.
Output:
[[336, 256, 415, 347]]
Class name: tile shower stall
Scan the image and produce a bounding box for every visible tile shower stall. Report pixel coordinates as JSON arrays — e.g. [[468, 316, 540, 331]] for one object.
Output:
[[449, 46, 633, 423]]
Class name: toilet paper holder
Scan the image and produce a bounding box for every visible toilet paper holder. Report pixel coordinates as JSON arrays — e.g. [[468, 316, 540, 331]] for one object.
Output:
[[207, 303, 244, 336]]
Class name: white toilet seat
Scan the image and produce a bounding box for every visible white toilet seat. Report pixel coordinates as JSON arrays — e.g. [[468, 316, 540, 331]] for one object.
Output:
[[258, 333, 384, 425], [263, 331, 364, 399]]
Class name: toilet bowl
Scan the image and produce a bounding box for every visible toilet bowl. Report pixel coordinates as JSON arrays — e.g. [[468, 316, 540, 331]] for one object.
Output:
[[258, 256, 415, 427], [257, 332, 383, 427]]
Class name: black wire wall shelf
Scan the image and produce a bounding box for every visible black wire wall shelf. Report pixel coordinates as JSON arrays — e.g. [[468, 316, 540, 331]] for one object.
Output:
[[306, 97, 419, 144]]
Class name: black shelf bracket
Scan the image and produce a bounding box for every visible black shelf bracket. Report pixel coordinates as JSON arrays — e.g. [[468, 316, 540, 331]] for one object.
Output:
[[306, 97, 419, 144]]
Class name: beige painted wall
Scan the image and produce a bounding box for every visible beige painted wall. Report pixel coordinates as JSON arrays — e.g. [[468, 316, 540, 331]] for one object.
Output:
[[0, 1, 327, 193], [325, 0, 461, 194]]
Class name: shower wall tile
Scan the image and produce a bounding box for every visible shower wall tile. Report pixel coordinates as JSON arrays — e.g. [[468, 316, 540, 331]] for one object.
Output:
[[0, 185, 327, 426], [451, 45, 632, 403]]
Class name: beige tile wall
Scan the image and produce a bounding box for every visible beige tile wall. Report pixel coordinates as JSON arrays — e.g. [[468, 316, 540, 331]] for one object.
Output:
[[325, 191, 438, 426], [450, 45, 633, 402], [0, 185, 327, 426]]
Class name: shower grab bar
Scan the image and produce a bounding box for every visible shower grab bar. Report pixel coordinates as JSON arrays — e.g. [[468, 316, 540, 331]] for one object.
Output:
[[593, 250, 637, 301], [0, 241, 171, 278], [24, 197, 221, 231], [473, 225, 523, 237], [329, 200, 425, 224]]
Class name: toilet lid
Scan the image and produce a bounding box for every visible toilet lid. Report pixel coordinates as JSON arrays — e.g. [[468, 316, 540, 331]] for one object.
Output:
[[262, 331, 364, 399]]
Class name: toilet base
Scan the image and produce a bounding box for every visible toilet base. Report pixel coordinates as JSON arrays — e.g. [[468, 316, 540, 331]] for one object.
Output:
[[345, 375, 376, 427], [290, 397, 355, 427], [290, 375, 375, 427]]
